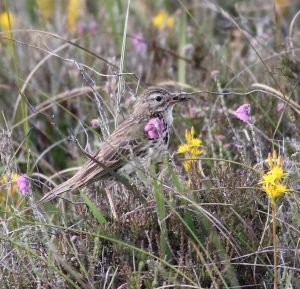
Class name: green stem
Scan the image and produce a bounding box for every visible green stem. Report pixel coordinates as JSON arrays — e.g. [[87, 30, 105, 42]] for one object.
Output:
[[273, 0, 280, 50], [4, 0, 29, 144], [272, 200, 278, 289], [178, 11, 186, 84]]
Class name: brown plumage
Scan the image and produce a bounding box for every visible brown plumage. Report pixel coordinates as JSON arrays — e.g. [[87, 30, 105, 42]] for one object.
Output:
[[39, 87, 191, 204]]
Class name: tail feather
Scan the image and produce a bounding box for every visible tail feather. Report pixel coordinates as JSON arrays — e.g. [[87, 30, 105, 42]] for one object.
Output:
[[38, 178, 75, 205], [38, 159, 102, 205]]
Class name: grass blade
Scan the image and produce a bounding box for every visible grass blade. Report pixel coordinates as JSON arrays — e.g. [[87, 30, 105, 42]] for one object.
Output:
[[81, 192, 107, 224], [178, 11, 187, 84], [152, 166, 171, 260]]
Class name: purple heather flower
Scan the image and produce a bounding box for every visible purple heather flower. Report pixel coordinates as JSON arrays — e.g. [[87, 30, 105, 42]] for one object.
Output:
[[276, 102, 285, 112], [77, 21, 98, 34], [77, 21, 87, 34], [210, 70, 220, 78], [132, 33, 147, 54], [125, 94, 136, 106], [216, 134, 225, 141], [235, 103, 251, 123], [144, 118, 164, 140], [88, 21, 98, 33], [188, 106, 198, 118], [90, 119, 100, 128], [16, 175, 30, 196]]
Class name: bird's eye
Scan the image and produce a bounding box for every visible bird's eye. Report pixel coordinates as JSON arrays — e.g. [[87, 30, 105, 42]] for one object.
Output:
[[155, 95, 162, 102]]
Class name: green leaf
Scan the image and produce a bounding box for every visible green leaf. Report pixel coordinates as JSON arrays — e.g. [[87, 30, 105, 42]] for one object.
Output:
[[81, 192, 106, 224], [168, 163, 197, 239], [151, 166, 171, 260]]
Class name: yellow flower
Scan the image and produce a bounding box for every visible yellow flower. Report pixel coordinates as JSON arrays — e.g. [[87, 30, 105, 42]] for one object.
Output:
[[0, 11, 16, 31], [177, 127, 203, 173], [276, 0, 289, 5], [152, 10, 174, 29], [0, 11, 17, 40], [66, 0, 85, 33], [262, 183, 287, 201], [259, 166, 286, 185], [261, 173, 276, 185], [177, 144, 189, 154], [178, 127, 202, 155], [259, 151, 288, 202], [275, 0, 289, 12], [267, 151, 282, 169], [0, 173, 19, 203], [37, 0, 54, 19], [166, 16, 174, 28], [270, 166, 286, 180], [152, 10, 167, 28], [183, 160, 192, 172]]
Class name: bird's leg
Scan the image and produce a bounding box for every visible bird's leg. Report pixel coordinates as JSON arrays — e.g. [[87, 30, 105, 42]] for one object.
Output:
[[106, 188, 118, 220]]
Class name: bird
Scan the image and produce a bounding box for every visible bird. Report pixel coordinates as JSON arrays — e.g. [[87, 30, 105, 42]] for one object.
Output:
[[38, 87, 192, 216]]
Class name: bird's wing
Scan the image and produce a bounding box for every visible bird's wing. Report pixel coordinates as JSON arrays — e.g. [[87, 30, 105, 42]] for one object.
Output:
[[38, 117, 148, 204]]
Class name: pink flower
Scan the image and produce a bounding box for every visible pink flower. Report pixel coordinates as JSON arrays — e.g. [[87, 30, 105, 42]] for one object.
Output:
[[77, 21, 87, 34], [16, 175, 30, 196], [211, 70, 220, 78], [235, 103, 251, 123], [132, 33, 147, 54], [76, 21, 98, 34], [188, 106, 198, 118], [276, 102, 285, 112], [125, 94, 136, 106], [88, 21, 98, 33], [216, 134, 225, 141], [90, 119, 100, 128], [144, 118, 164, 140]]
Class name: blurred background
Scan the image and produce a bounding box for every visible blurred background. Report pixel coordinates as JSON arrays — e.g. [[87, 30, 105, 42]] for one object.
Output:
[[1, 0, 299, 173]]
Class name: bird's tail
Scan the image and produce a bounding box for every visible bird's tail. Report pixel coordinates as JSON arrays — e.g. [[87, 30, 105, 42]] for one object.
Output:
[[38, 177, 77, 205], [38, 158, 102, 205]]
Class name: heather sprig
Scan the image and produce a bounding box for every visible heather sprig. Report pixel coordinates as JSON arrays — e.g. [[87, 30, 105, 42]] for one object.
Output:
[[0, 173, 30, 203], [235, 103, 251, 123], [144, 118, 164, 140]]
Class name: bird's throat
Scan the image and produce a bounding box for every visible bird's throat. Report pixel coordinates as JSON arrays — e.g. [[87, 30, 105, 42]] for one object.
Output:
[[165, 106, 173, 125]]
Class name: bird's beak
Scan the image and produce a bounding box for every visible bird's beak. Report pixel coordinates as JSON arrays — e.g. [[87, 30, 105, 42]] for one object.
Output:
[[169, 92, 194, 104]]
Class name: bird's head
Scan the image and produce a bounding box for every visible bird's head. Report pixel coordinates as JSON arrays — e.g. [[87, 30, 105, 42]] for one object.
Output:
[[133, 87, 192, 118]]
